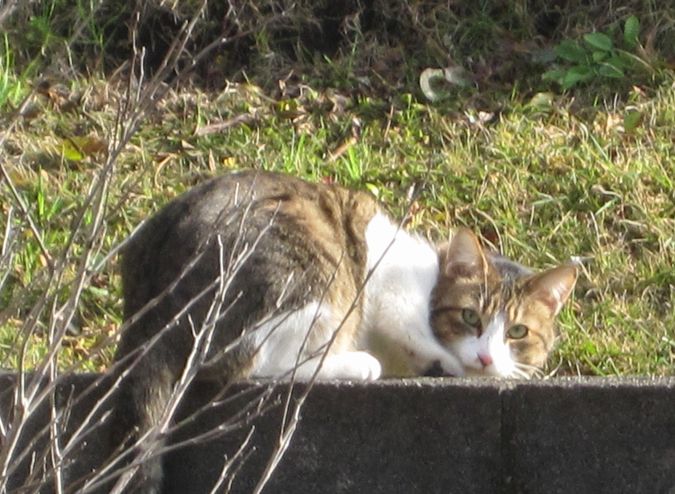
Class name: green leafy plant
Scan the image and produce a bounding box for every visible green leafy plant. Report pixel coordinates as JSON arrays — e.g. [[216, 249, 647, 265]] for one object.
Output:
[[543, 15, 651, 89]]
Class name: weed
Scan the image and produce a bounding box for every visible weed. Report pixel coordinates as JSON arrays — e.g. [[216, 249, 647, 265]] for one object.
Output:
[[0, 0, 674, 380], [0, 34, 26, 109], [543, 15, 654, 90]]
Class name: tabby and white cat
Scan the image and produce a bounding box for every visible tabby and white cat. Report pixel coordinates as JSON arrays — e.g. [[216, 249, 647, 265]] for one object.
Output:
[[111, 169, 577, 492]]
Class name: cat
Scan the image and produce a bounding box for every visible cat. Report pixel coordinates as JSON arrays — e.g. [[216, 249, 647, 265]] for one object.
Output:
[[109, 169, 577, 492]]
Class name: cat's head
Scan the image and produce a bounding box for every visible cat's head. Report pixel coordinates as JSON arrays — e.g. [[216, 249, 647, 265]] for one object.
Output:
[[430, 228, 577, 378]]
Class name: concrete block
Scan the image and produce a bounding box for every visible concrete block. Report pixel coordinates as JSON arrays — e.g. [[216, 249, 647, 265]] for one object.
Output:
[[502, 377, 675, 494], [1, 373, 674, 493], [165, 379, 503, 494], [0, 372, 113, 493]]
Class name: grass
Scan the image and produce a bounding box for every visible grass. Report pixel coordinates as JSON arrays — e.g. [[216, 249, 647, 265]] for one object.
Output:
[[0, 1, 673, 377]]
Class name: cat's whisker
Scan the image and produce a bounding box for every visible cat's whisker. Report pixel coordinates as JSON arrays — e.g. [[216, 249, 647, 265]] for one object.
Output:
[[544, 357, 564, 378], [515, 361, 539, 371], [513, 362, 544, 379], [510, 367, 532, 380]]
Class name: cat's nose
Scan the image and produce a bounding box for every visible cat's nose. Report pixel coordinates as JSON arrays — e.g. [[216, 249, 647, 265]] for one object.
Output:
[[477, 353, 493, 367]]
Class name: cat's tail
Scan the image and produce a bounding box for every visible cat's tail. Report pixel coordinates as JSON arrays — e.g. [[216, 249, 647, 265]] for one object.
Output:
[[99, 335, 189, 494], [103, 324, 255, 494]]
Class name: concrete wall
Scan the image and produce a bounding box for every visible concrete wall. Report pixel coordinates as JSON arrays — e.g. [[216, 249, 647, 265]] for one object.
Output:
[[1, 373, 674, 493]]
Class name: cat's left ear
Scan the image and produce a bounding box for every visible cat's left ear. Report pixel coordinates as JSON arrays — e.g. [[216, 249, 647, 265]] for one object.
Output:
[[524, 264, 578, 315], [441, 228, 487, 279]]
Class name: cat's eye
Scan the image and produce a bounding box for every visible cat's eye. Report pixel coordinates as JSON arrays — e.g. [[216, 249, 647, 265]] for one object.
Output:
[[507, 324, 529, 339], [461, 309, 481, 328]]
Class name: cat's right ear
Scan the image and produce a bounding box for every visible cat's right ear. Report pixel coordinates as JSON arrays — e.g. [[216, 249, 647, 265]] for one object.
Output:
[[441, 228, 487, 279], [524, 264, 578, 316]]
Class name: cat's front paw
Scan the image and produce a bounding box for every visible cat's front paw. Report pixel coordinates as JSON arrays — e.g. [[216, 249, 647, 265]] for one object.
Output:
[[321, 351, 382, 381], [423, 360, 446, 377], [420, 354, 465, 377], [343, 351, 382, 380], [422, 359, 464, 377]]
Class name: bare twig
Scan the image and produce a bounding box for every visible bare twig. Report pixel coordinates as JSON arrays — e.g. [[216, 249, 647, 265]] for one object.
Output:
[[194, 112, 259, 136]]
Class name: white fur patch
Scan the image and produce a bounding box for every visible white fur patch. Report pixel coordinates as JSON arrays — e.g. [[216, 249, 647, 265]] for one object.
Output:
[[248, 302, 381, 381], [549, 283, 566, 314], [248, 302, 331, 378], [360, 213, 464, 376]]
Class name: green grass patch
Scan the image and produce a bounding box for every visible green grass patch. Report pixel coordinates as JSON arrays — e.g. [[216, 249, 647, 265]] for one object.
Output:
[[0, 1, 673, 376]]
